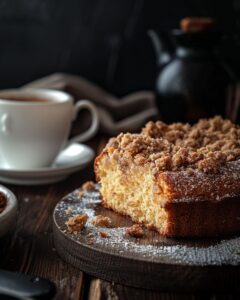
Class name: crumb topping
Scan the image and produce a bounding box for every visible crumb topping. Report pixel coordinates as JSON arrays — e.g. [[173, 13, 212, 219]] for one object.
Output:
[[0, 193, 6, 214], [66, 213, 88, 234], [90, 215, 112, 227], [105, 116, 240, 173], [82, 181, 95, 192], [126, 224, 145, 238]]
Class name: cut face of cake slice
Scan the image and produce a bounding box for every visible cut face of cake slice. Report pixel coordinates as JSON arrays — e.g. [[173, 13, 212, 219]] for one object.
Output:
[[95, 156, 168, 233], [95, 116, 240, 237]]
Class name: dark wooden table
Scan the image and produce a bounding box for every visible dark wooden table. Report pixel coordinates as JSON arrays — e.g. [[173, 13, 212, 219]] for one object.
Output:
[[0, 136, 239, 300]]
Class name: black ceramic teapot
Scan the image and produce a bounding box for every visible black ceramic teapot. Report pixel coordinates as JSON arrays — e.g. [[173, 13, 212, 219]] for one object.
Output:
[[148, 19, 234, 123]]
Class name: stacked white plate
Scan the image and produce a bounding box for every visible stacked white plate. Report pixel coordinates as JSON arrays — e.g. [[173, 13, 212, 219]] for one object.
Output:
[[0, 185, 17, 238]]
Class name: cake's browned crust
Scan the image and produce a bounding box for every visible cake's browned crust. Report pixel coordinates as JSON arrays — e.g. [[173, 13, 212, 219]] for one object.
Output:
[[165, 195, 240, 237], [95, 117, 240, 237], [158, 162, 240, 202]]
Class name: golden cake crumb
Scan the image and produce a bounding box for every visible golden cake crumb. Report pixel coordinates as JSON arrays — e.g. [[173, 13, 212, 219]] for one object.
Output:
[[66, 213, 88, 233], [90, 215, 112, 227], [82, 181, 95, 191], [99, 231, 108, 238], [87, 238, 94, 245], [105, 116, 240, 173], [87, 232, 94, 238], [0, 193, 6, 214], [65, 207, 73, 214], [78, 191, 85, 198], [126, 224, 145, 238]]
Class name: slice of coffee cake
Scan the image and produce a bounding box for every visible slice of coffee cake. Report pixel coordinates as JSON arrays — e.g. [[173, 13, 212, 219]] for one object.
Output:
[[95, 116, 240, 237]]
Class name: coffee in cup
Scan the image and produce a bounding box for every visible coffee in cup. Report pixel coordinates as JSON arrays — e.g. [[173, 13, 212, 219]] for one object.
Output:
[[0, 89, 99, 169]]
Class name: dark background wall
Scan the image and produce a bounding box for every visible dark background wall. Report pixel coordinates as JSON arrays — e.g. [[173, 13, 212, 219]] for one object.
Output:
[[0, 0, 239, 96]]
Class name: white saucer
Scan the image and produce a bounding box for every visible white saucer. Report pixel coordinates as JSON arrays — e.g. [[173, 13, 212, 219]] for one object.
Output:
[[0, 143, 95, 185]]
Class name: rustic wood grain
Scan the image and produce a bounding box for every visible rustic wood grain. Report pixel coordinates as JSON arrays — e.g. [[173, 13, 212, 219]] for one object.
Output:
[[87, 279, 240, 300], [88, 279, 102, 300], [0, 162, 94, 299]]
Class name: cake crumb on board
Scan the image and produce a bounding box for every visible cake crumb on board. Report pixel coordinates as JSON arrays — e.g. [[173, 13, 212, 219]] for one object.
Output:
[[87, 238, 94, 245], [99, 231, 109, 238], [66, 213, 88, 234], [65, 207, 73, 214], [126, 224, 145, 238], [78, 190, 85, 198], [90, 215, 112, 227], [82, 181, 95, 192]]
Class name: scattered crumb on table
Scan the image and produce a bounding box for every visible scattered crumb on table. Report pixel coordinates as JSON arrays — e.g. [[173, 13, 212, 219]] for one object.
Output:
[[23, 197, 30, 203]]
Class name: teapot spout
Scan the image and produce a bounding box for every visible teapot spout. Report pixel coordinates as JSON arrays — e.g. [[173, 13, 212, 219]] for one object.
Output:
[[148, 30, 172, 67]]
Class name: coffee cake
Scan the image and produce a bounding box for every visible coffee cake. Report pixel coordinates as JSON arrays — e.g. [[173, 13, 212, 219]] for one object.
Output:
[[95, 116, 240, 237]]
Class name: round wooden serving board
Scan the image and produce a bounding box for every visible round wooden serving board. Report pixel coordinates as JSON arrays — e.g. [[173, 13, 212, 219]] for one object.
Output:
[[53, 184, 240, 292]]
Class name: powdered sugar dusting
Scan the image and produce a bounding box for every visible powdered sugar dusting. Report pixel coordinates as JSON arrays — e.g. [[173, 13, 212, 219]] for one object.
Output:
[[54, 185, 240, 266], [168, 159, 240, 202]]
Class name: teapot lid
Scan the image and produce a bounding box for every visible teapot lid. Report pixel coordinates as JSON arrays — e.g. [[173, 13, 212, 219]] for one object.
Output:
[[171, 17, 220, 48], [180, 17, 215, 33]]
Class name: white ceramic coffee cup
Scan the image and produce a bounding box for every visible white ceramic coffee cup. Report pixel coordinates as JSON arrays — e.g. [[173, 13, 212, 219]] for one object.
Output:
[[0, 89, 99, 169]]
